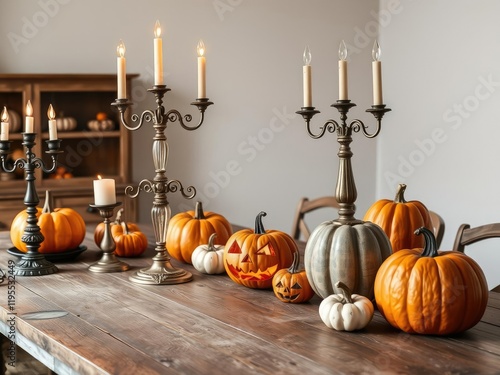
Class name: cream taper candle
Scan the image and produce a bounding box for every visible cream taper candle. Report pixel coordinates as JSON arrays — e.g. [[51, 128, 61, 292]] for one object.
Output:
[[1, 106, 9, 141], [303, 46, 312, 107], [47, 104, 57, 140], [25, 100, 34, 133], [117, 40, 127, 99], [338, 40, 348, 100], [154, 20, 164, 85], [372, 40, 383, 105], [197, 40, 206, 99]]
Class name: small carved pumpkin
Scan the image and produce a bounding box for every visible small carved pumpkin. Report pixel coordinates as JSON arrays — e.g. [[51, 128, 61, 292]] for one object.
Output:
[[374, 227, 488, 335], [87, 112, 114, 131], [272, 251, 315, 303], [55, 114, 77, 131], [166, 201, 232, 264], [363, 183, 432, 252], [191, 233, 225, 274], [223, 211, 296, 289], [319, 281, 374, 331], [10, 190, 86, 253]]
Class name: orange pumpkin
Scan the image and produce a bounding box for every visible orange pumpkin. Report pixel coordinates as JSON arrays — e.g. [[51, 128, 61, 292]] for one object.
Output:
[[111, 221, 148, 257], [224, 211, 296, 289], [166, 201, 232, 264], [363, 183, 432, 252], [10, 191, 86, 253], [272, 251, 315, 303], [374, 227, 488, 335], [94, 208, 141, 246]]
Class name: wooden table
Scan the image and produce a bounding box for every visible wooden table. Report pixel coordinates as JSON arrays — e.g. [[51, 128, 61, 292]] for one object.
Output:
[[0, 225, 499, 375]]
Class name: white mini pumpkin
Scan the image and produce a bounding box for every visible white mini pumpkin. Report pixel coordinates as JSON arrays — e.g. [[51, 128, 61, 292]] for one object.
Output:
[[56, 115, 77, 131], [7, 110, 21, 132], [191, 233, 225, 274], [319, 281, 374, 331]]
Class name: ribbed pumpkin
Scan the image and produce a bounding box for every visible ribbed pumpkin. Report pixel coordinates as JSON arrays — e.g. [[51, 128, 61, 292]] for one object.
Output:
[[272, 251, 315, 303], [363, 183, 432, 252], [10, 190, 86, 253], [166, 201, 232, 264], [374, 227, 488, 335], [94, 208, 141, 246], [305, 220, 392, 300], [111, 221, 148, 257], [224, 211, 296, 289]]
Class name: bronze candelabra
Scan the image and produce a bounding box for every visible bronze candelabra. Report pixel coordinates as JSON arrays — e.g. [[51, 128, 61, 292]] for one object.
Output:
[[0, 134, 62, 276], [112, 86, 212, 285]]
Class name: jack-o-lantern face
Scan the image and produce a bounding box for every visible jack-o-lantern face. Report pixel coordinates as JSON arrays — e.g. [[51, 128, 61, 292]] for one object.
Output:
[[272, 251, 315, 303], [223, 212, 296, 289]]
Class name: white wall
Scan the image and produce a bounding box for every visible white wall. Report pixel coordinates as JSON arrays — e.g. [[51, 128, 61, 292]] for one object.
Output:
[[0, 0, 380, 232], [378, 0, 500, 289]]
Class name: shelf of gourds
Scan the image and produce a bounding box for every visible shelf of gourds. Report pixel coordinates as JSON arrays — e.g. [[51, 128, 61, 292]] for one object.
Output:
[[9, 184, 488, 335]]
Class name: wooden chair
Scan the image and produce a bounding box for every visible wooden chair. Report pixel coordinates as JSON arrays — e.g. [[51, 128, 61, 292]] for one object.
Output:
[[291, 196, 339, 241], [428, 210, 445, 249]]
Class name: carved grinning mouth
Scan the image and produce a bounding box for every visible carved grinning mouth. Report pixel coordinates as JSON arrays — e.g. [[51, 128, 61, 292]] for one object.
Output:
[[226, 262, 278, 281]]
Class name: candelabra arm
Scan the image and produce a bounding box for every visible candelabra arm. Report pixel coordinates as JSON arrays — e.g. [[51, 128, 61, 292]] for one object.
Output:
[[125, 179, 155, 199], [112, 99, 155, 131], [0, 157, 24, 174], [166, 179, 196, 199]]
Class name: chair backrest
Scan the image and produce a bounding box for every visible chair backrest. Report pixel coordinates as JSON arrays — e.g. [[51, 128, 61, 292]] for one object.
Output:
[[452, 223, 500, 252], [291, 196, 339, 241], [428, 210, 445, 249]]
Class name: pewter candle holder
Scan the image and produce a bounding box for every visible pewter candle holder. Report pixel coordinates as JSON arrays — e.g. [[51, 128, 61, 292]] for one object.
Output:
[[0, 134, 62, 276], [112, 86, 212, 285], [88, 202, 130, 273]]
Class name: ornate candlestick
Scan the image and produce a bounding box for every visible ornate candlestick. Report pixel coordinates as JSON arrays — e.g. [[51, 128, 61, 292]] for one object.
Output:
[[0, 134, 62, 276], [112, 87, 212, 285], [88, 202, 129, 273]]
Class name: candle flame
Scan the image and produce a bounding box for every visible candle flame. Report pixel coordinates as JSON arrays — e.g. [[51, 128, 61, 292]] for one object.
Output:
[[197, 39, 205, 57], [1, 107, 9, 122], [26, 100, 33, 116], [117, 40, 126, 58], [47, 104, 56, 120], [97, 175, 102, 180], [303, 46, 312, 66], [372, 40, 381, 61], [338, 40, 348, 61], [154, 20, 162, 38]]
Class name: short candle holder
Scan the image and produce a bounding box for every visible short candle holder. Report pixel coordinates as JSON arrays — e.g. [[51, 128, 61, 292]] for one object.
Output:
[[88, 202, 130, 273], [112, 86, 213, 285], [0, 134, 62, 276]]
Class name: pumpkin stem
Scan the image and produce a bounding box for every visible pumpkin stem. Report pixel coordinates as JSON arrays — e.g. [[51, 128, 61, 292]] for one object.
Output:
[[287, 250, 301, 274], [208, 233, 217, 251], [194, 201, 206, 220], [121, 220, 130, 235], [394, 183, 407, 203], [42, 190, 53, 214], [254, 211, 267, 234], [415, 227, 439, 258], [335, 281, 353, 304], [114, 208, 124, 224]]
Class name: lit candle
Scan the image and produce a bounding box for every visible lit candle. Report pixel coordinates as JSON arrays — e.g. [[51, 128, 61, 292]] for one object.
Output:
[[47, 104, 57, 140], [372, 40, 383, 105], [93, 175, 116, 205], [338, 40, 348, 100], [25, 100, 34, 133], [117, 40, 127, 99], [302, 46, 312, 107], [197, 40, 206, 99], [1, 107, 9, 141], [154, 20, 164, 85]]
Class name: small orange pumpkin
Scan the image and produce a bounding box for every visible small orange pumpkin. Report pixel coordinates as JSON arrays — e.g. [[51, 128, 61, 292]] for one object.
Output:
[[94, 208, 140, 246], [224, 211, 296, 289], [374, 227, 488, 335], [166, 201, 232, 264], [10, 190, 86, 253], [111, 220, 148, 257], [363, 183, 432, 252], [272, 250, 315, 303]]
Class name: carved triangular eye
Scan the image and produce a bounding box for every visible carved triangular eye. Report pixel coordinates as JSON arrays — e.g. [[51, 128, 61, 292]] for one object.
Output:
[[291, 282, 302, 290], [227, 240, 242, 254], [275, 281, 284, 288], [256, 243, 276, 256]]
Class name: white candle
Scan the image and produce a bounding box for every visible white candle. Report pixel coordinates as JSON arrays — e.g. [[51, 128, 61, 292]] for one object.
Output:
[[1, 107, 9, 141], [47, 104, 57, 140], [338, 40, 348, 100], [93, 176, 116, 205], [197, 40, 206, 99], [25, 100, 34, 133], [302, 46, 312, 107], [372, 40, 383, 105], [154, 20, 164, 85], [117, 40, 127, 99]]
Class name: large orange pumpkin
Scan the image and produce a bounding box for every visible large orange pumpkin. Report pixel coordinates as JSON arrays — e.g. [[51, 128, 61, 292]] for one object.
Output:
[[363, 183, 432, 252], [166, 201, 232, 264], [224, 211, 296, 289], [10, 191, 86, 253], [374, 227, 488, 335]]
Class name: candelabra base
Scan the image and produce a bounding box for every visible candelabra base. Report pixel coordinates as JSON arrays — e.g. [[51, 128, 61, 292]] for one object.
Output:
[[129, 253, 192, 285], [14, 253, 58, 276], [88, 255, 130, 273]]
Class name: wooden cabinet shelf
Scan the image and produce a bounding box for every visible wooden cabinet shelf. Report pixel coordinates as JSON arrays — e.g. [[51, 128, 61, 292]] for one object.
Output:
[[0, 74, 139, 228]]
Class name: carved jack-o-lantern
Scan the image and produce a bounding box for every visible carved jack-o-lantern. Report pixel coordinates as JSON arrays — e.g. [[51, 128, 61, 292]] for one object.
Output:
[[272, 251, 315, 303], [223, 211, 296, 289]]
